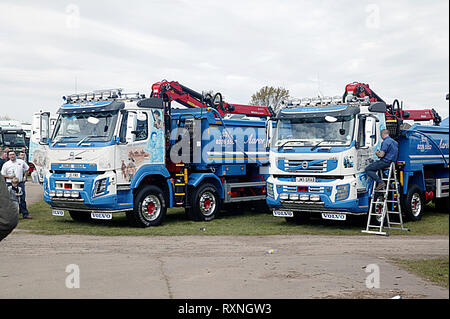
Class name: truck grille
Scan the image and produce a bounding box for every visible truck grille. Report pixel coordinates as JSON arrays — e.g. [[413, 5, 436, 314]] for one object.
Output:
[[55, 181, 84, 190], [267, 183, 274, 198], [283, 185, 297, 192], [280, 201, 325, 212], [285, 160, 326, 172]]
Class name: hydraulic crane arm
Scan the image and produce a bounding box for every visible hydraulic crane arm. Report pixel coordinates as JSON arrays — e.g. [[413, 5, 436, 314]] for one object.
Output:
[[151, 80, 273, 118], [344, 82, 442, 125]]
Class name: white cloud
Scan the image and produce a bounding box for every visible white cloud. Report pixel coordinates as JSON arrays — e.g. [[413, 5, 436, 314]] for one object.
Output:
[[0, 0, 448, 121]]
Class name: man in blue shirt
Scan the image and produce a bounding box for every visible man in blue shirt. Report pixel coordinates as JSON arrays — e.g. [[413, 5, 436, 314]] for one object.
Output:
[[365, 129, 399, 191]]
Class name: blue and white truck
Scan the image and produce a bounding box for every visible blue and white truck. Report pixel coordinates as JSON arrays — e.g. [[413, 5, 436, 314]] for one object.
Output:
[[266, 83, 449, 224], [41, 84, 271, 227]]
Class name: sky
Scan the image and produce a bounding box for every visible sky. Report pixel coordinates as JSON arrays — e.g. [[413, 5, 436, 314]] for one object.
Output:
[[0, 0, 448, 123]]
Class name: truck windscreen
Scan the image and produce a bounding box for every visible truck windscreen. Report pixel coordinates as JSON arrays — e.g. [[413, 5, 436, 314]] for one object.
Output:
[[2, 132, 26, 147], [273, 115, 355, 148], [52, 110, 119, 144]]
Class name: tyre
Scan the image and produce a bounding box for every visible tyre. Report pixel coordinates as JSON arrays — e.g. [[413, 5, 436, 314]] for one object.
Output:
[[191, 183, 221, 221], [127, 185, 166, 227], [69, 210, 91, 222], [402, 184, 424, 221]]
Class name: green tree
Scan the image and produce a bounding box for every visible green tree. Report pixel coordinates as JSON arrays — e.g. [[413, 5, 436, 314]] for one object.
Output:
[[249, 86, 289, 113]]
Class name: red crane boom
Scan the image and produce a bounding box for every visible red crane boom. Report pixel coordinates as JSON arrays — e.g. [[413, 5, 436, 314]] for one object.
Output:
[[151, 80, 273, 118]]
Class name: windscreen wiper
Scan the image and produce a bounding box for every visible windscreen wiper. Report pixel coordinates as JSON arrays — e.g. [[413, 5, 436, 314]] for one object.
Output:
[[77, 135, 104, 146], [277, 139, 309, 149], [310, 139, 343, 151], [52, 136, 78, 146]]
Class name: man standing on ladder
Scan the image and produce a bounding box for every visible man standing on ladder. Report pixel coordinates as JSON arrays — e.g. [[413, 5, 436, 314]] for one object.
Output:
[[365, 129, 399, 192]]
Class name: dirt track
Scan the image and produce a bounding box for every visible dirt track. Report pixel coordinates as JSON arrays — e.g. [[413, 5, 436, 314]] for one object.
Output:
[[0, 183, 448, 299]]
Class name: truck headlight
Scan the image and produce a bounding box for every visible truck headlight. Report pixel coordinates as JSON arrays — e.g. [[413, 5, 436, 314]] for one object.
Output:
[[280, 193, 289, 200], [64, 191, 71, 198], [94, 178, 108, 195], [336, 184, 350, 201], [289, 194, 299, 200], [56, 191, 64, 197], [49, 190, 56, 197], [300, 194, 310, 201], [70, 191, 79, 198], [310, 194, 320, 201]]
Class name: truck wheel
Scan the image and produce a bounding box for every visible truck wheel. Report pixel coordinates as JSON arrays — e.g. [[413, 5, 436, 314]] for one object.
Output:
[[128, 185, 166, 227], [191, 183, 221, 221], [402, 185, 424, 221], [69, 210, 90, 222]]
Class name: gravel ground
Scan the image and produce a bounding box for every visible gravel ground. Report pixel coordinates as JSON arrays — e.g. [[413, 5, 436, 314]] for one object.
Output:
[[0, 183, 447, 299]]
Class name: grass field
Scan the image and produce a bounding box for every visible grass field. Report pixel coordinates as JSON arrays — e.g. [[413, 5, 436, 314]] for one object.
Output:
[[393, 258, 449, 288], [17, 200, 449, 236]]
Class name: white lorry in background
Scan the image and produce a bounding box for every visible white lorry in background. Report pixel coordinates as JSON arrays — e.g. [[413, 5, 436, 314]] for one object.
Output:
[[21, 122, 32, 147], [0, 120, 28, 157]]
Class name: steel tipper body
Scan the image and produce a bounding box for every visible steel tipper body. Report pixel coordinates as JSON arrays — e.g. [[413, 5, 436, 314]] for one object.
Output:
[[266, 97, 387, 223], [168, 108, 269, 222], [396, 120, 449, 218], [42, 89, 269, 227]]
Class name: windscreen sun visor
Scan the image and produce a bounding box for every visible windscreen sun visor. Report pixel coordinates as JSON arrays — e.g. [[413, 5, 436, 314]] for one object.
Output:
[[57, 100, 125, 114]]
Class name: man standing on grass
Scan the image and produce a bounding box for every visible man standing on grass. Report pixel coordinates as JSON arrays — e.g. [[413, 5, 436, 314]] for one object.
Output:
[[1, 151, 31, 219]]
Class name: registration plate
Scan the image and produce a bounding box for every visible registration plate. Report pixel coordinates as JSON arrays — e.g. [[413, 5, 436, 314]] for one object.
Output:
[[321, 213, 347, 221], [52, 210, 65, 217], [91, 213, 112, 220], [66, 172, 81, 178], [273, 210, 294, 217], [296, 177, 316, 183]]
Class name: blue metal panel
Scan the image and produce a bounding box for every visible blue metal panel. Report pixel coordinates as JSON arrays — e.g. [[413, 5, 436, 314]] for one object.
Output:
[[188, 173, 225, 198], [216, 164, 246, 176], [130, 164, 170, 189], [51, 163, 98, 171]]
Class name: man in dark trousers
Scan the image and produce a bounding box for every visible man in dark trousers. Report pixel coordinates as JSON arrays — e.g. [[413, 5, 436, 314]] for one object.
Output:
[[0, 175, 19, 242], [0, 150, 7, 171], [365, 129, 399, 191]]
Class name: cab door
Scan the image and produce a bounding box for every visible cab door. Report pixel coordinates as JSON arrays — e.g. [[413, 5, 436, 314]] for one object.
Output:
[[356, 115, 380, 188], [29, 112, 51, 183]]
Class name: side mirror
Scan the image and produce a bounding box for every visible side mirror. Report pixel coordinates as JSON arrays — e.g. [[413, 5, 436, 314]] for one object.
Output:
[[39, 112, 50, 145], [125, 112, 137, 143], [265, 120, 273, 149]]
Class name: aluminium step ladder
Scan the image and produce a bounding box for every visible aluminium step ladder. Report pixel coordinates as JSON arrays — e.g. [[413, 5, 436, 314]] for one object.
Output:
[[361, 162, 410, 236]]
